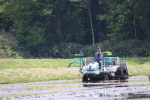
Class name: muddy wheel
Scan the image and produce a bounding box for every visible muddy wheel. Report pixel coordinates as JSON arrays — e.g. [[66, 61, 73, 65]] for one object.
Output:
[[82, 75, 88, 87], [115, 68, 128, 80], [82, 74, 88, 82], [109, 76, 114, 80], [104, 74, 109, 80]]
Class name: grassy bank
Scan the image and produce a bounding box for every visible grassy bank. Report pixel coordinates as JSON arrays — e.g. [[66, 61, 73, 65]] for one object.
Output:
[[0, 59, 81, 84], [0, 57, 150, 84], [125, 57, 150, 75]]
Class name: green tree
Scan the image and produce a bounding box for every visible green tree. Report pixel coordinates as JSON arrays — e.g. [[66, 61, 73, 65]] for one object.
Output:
[[25, 26, 45, 46], [134, 0, 150, 40], [3, 0, 43, 44], [97, 0, 131, 41]]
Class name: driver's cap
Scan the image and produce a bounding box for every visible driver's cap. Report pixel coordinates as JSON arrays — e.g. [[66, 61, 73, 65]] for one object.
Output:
[[97, 47, 101, 50]]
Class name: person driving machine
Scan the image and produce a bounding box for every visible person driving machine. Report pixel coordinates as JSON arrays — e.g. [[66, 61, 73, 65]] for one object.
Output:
[[93, 47, 103, 69]]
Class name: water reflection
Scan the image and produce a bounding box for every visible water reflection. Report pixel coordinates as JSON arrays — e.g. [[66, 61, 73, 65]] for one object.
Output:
[[89, 93, 128, 100], [0, 75, 150, 100], [81, 76, 150, 100], [83, 75, 150, 87], [80, 92, 150, 100], [128, 92, 150, 99], [83, 79, 129, 87]]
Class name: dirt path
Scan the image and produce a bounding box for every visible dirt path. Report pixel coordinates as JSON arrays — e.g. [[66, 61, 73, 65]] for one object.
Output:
[[0, 75, 150, 100]]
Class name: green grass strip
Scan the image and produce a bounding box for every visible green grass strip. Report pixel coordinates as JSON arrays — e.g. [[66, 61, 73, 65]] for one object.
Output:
[[0, 58, 150, 84]]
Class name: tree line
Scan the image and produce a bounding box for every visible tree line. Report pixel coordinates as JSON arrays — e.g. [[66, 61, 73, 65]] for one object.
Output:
[[0, 0, 150, 58]]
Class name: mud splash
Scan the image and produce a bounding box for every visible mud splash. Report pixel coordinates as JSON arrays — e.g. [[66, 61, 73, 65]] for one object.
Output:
[[0, 75, 150, 100]]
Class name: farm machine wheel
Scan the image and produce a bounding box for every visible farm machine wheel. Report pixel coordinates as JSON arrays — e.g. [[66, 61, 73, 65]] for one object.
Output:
[[82, 74, 88, 87], [104, 73, 109, 80]]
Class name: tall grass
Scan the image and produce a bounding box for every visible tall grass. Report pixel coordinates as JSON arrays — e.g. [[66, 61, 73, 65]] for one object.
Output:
[[0, 59, 75, 69], [0, 59, 81, 84], [125, 57, 150, 75]]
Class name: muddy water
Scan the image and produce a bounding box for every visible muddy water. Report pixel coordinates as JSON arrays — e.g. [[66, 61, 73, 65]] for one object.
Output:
[[0, 75, 150, 100]]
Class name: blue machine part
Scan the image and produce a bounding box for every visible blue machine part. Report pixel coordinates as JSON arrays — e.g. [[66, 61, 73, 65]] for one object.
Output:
[[86, 62, 99, 71]]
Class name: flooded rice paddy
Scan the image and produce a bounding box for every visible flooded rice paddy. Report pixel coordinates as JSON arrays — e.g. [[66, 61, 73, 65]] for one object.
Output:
[[0, 75, 150, 100]]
